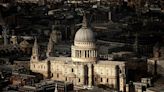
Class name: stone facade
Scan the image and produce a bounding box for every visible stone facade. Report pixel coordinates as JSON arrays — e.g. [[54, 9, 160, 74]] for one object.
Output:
[[31, 58, 126, 91], [30, 15, 126, 91]]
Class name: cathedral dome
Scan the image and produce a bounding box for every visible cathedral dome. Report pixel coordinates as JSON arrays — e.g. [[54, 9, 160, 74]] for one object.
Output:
[[74, 14, 95, 47], [74, 27, 95, 42], [72, 14, 97, 63]]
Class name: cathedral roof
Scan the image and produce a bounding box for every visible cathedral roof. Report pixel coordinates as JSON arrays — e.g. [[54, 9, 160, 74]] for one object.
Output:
[[97, 60, 126, 65]]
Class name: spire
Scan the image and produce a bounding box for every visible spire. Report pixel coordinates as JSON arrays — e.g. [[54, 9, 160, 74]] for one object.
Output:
[[31, 37, 39, 61], [48, 38, 53, 50], [32, 37, 39, 56], [54, 83, 58, 92], [82, 13, 88, 28], [34, 37, 38, 48], [46, 37, 53, 57]]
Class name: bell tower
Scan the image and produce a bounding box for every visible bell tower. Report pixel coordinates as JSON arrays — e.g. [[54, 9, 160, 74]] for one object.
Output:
[[31, 37, 39, 61], [46, 37, 53, 57]]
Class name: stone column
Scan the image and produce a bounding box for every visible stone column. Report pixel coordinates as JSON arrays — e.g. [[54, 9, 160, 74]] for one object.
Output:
[[91, 50, 93, 57], [82, 50, 84, 58], [77, 50, 79, 57], [90, 50, 92, 57], [81, 64, 85, 85], [120, 66, 126, 92], [83, 50, 85, 58], [81, 50, 84, 58], [73, 49, 75, 57], [76, 50, 78, 57], [120, 74, 126, 92], [88, 64, 92, 87], [75, 50, 76, 57], [93, 51, 95, 57], [72, 49, 74, 57]]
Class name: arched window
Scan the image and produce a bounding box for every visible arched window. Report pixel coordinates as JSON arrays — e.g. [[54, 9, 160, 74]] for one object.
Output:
[[101, 78, 103, 82], [107, 78, 108, 82], [66, 77, 67, 81], [72, 68, 74, 72], [57, 73, 59, 78], [79, 78, 80, 82]]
